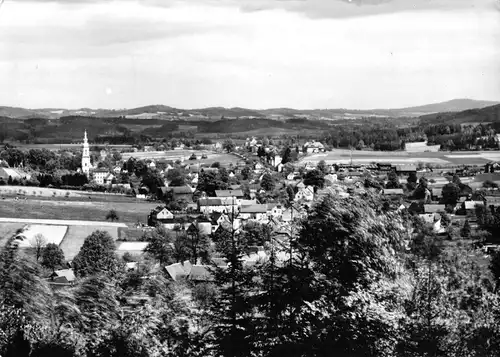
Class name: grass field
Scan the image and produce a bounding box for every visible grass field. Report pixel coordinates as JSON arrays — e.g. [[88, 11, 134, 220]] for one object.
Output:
[[0, 198, 157, 224], [301, 149, 495, 166], [60, 225, 121, 260], [0, 186, 83, 198], [0, 223, 25, 246], [122, 150, 243, 166]]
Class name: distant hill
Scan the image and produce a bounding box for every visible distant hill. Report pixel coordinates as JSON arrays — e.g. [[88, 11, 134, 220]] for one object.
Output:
[[419, 104, 500, 125], [387, 99, 500, 117], [0, 98, 497, 120]]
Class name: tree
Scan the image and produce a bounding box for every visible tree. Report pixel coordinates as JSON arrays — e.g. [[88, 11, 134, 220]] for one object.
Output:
[[30, 233, 47, 261], [316, 160, 328, 175], [385, 171, 402, 189], [442, 182, 460, 205], [461, 219, 471, 238], [223, 139, 236, 153], [167, 169, 186, 187], [407, 171, 418, 190], [41, 243, 65, 272], [72, 230, 120, 277], [281, 147, 292, 164], [303, 169, 325, 189], [106, 209, 119, 222], [143, 226, 174, 265], [260, 173, 275, 192]]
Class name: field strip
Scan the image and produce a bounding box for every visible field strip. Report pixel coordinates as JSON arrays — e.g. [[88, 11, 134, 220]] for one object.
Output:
[[0, 217, 127, 227], [444, 154, 485, 158]]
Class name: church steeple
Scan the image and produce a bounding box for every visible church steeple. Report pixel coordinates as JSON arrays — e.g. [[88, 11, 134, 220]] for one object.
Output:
[[82, 130, 91, 176]]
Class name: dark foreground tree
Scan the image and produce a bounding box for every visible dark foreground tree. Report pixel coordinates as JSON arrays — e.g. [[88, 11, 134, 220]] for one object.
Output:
[[72, 230, 120, 277], [106, 209, 119, 222], [41, 243, 65, 272]]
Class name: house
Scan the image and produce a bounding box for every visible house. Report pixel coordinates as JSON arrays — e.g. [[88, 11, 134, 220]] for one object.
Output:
[[287, 172, 297, 180], [304, 162, 316, 171], [188, 265, 218, 282], [201, 167, 219, 174], [113, 166, 122, 174], [266, 203, 283, 218], [116, 242, 149, 257], [50, 269, 76, 285], [383, 188, 404, 196], [463, 200, 484, 213], [168, 186, 194, 203], [485, 196, 500, 210], [215, 189, 244, 198], [186, 220, 213, 236], [198, 198, 238, 214], [254, 162, 265, 172], [395, 165, 417, 176], [431, 188, 443, 200], [93, 168, 110, 185], [424, 204, 446, 214], [377, 163, 393, 172], [276, 163, 284, 173], [156, 207, 174, 220], [239, 205, 269, 221], [419, 213, 446, 234], [294, 186, 315, 202], [303, 141, 325, 153], [324, 174, 338, 185], [282, 205, 306, 222], [104, 173, 115, 185], [165, 261, 192, 281]]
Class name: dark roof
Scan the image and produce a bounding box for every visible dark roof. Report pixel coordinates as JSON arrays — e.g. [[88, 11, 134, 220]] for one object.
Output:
[[485, 196, 500, 206], [396, 165, 417, 172], [189, 265, 216, 282], [171, 186, 193, 194], [199, 198, 223, 206], [165, 261, 192, 281], [383, 188, 404, 195], [424, 204, 446, 213], [51, 269, 76, 282], [215, 189, 244, 197], [474, 173, 500, 183], [240, 204, 268, 213]]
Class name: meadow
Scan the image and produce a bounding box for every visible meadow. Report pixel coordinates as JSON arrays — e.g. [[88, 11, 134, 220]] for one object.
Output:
[[0, 197, 158, 225], [301, 149, 494, 167]]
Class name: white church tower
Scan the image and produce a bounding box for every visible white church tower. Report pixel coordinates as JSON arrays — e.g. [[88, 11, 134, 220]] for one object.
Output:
[[82, 130, 91, 176]]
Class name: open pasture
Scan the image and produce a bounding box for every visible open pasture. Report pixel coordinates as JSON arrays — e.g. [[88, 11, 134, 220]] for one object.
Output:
[[301, 149, 495, 166], [60, 224, 123, 260], [16, 224, 68, 248], [0, 197, 157, 224], [122, 150, 243, 166], [0, 186, 83, 198]]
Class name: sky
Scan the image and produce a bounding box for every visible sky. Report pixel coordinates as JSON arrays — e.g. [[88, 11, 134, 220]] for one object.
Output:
[[0, 0, 499, 110]]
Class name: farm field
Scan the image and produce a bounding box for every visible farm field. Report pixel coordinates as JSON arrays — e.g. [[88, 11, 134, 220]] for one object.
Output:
[[60, 224, 122, 260], [0, 197, 157, 224], [16, 225, 68, 248], [122, 150, 244, 166], [301, 149, 496, 166], [11, 143, 133, 151], [0, 222, 25, 247]]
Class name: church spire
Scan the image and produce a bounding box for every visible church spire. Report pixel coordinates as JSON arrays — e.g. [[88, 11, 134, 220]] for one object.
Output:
[[84, 130, 88, 144]]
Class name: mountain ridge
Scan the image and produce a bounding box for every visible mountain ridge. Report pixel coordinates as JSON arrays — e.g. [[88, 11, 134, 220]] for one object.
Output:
[[1, 98, 498, 120]]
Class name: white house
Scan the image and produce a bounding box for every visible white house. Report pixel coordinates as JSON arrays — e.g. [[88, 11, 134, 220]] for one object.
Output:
[[304, 141, 325, 153], [113, 166, 122, 174], [156, 207, 174, 220], [295, 186, 314, 202], [104, 173, 115, 185], [239, 205, 269, 222], [93, 168, 110, 185]]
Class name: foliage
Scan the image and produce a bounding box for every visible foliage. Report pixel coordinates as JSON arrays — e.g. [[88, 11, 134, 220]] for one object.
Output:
[[72, 230, 121, 277], [106, 209, 119, 222], [41, 243, 65, 272]]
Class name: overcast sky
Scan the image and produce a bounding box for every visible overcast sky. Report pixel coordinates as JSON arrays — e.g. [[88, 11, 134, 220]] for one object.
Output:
[[0, 0, 499, 110]]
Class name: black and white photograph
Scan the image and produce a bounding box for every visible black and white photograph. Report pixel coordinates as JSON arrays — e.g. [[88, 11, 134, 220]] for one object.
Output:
[[0, 0, 500, 356]]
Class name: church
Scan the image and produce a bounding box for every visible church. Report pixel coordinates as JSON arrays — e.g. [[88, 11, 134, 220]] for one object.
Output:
[[81, 130, 92, 176]]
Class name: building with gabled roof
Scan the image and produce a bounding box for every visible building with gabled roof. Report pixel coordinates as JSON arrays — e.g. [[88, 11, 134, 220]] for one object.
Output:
[[215, 189, 244, 198]]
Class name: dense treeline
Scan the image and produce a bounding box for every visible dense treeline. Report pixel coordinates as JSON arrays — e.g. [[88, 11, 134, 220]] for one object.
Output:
[[2, 192, 500, 356]]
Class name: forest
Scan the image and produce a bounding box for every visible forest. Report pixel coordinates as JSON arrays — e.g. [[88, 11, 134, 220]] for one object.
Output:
[[2, 192, 500, 357]]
